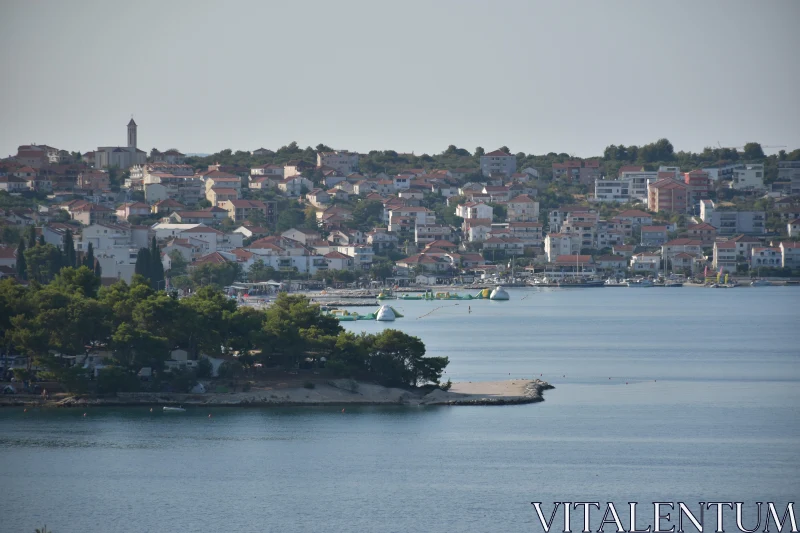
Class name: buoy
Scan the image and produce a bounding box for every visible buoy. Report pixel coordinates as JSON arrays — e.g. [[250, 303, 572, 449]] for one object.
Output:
[[23, 408, 27, 412], [83, 413, 87, 417], [341, 409, 345, 413], [208, 414, 212, 418], [625, 382, 628, 385], [150, 408, 153, 413]]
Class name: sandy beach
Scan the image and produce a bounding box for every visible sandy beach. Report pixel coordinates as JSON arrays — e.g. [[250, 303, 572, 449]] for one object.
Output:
[[1, 379, 554, 408]]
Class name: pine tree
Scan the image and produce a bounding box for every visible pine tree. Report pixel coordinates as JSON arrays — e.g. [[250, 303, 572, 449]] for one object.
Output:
[[134, 247, 151, 280], [84, 242, 94, 269], [149, 236, 165, 289], [16, 239, 27, 280], [63, 230, 76, 268]]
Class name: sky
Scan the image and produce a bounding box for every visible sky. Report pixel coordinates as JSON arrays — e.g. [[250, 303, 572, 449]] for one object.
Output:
[[1, 0, 799, 159]]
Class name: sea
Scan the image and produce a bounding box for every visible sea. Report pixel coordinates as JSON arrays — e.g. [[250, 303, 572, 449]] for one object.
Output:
[[1, 287, 798, 533]]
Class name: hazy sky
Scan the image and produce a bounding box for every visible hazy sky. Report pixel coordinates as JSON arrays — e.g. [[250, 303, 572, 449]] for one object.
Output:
[[2, 0, 799, 158]]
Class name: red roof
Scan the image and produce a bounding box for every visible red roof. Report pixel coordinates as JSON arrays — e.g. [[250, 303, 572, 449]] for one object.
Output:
[[687, 223, 716, 231], [425, 240, 456, 249], [192, 252, 230, 265], [617, 210, 652, 218], [324, 251, 352, 259], [0, 245, 17, 259], [508, 194, 535, 203], [484, 149, 512, 157], [555, 255, 593, 264], [641, 226, 668, 232], [715, 242, 736, 249], [663, 238, 703, 246]]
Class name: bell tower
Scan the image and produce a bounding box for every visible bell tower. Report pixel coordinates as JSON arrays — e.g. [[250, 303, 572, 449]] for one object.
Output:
[[127, 118, 137, 150]]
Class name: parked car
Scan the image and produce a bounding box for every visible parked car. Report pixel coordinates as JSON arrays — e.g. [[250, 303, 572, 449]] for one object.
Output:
[[2, 385, 16, 395]]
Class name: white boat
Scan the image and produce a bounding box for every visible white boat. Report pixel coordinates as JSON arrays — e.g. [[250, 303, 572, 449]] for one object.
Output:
[[489, 286, 510, 300], [375, 305, 396, 321], [163, 406, 186, 413], [626, 278, 654, 287], [750, 279, 772, 287]]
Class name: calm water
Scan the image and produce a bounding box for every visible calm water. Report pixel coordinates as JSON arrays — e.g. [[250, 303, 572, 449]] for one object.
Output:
[[1, 287, 798, 533]]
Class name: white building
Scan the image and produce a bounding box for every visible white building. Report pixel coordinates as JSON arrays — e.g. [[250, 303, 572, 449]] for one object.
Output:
[[620, 171, 658, 200], [506, 195, 539, 222], [593, 179, 630, 203], [456, 202, 493, 220], [749, 247, 781, 269], [544, 233, 578, 262], [480, 149, 516, 177], [93, 119, 147, 169], [730, 164, 765, 190], [700, 200, 766, 235]]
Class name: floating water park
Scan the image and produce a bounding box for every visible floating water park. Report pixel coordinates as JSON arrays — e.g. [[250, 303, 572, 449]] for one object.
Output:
[[326, 305, 404, 322], [377, 286, 510, 301]]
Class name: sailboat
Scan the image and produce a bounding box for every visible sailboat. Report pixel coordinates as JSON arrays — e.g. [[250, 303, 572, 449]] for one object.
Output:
[[557, 254, 605, 287]]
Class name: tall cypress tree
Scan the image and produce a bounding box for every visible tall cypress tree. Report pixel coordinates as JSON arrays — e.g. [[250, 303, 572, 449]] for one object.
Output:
[[37, 234, 45, 247], [93, 259, 102, 279], [149, 236, 165, 289], [134, 247, 151, 281], [63, 229, 76, 268], [16, 239, 27, 280], [26, 226, 36, 249], [84, 242, 95, 269]]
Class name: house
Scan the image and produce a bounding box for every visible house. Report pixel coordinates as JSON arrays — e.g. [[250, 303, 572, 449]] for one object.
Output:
[[749, 247, 781, 269], [683, 170, 711, 205], [640, 226, 669, 247], [480, 149, 516, 177], [578, 160, 602, 185], [594, 255, 627, 272], [248, 177, 274, 190], [553, 255, 595, 275], [661, 239, 704, 263], [278, 176, 313, 197], [395, 253, 452, 273], [713, 241, 737, 273], [252, 148, 274, 157], [250, 163, 283, 178], [218, 199, 270, 223], [620, 171, 658, 201], [506, 195, 539, 222], [281, 228, 321, 245], [169, 207, 228, 224], [0, 245, 17, 269], [77, 170, 111, 191], [671, 252, 699, 274], [415, 224, 453, 245], [204, 172, 242, 194], [317, 151, 359, 174], [507, 222, 543, 248], [233, 226, 270, 240], [327, 188, 349, 202], [306, 189, 331, 207], [544, 233, 578, 262], [456, 202, 492, 220], [366, 229, 398, 251], [613, 244, 635, 257], [593, 179, 630, 203], [552, 161, 582, 181], [0, 176, 28, 192], [779, 241, 800, 268], [464, 218, 493, 242], [482, 237, 524, 257], [283, 160, 313, 178], [115, 202, 151, 221], [151, 199, 185, 215], [788, 218, 800, 237], [686, 222, 717, 245], [630, 252, 661, 273], [648, 178, 688, 213], [729, 234, 762, 261], [324, 251, 355, 271], [71, 203, 115, 226]]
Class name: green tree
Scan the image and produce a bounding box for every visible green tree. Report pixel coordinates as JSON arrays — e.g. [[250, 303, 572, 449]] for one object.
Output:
[[134, 247, 151, 281], [24, 243, 62, 284], [743, 142, 765, 160], [167, 250, 189, 276], [369, 329, 447, 387], [63, 229, 76, 268], [149, 237, 165, 289], [83, 242, 95, 270], [16, 239, 27, 280], [248, 259, 276, 282]]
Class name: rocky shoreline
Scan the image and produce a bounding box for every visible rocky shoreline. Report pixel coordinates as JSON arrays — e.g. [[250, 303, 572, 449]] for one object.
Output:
[[1, 379, 554, 408]]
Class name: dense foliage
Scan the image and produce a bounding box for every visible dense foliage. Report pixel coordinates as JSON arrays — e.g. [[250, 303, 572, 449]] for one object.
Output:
[[0, 278, 447, 391]]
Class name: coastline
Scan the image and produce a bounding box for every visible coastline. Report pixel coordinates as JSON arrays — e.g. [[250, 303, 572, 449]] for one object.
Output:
[[0, 379, 554, 408]]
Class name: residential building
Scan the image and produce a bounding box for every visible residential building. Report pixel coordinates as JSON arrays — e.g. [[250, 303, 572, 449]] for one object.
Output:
[[204, 172, 242, 194], [366, 228, 398, 251], [686, 222, 717, 245], [206, 187, 239, 206], [169, 207, 228, 224], [544, 233, 578, 262], [779, 241, 800, 268], [70, 203, 114, 226], [395, 253, 453, 274], [506, 195, 539, 222], [507, 222, 543, 248], [250, 164, 284, 178], [552, 161, 582, 181], [613, 244, 635, 257], [283, 160, 313, 178], [306, 189, 331, 207], [640, 226, 669, 247], [730, 164, 765, 190], [648, 178, 689, 213], [0, 176, 28, 192], [620, 171, 658, 201], [150, 149, 185, 165], [713, 241, 737, 273], [77, 170, 110, 191], [278, 176, 313, 197], [777, 162, 800, 195], [415, 224, 453, 245], [788, 218, 800, 237], [456, 202, 492, 221], [548, 205, 594, 231], [218, 199, 271, 223], [483, 237, 524, 257], [594, 255, 627, 272], [703, 162, 744, 182], [317, 151, 359, 174], [115, 202, 151, 221], [593, 179, 630, 203], [661, 238, 703, 264], [464, 218, 493, 242], [749, 247, 781, 269], [700, 200, 765, 235], [683, 170, 711, 205], [630, 252, 661, 273], [480, 149, 516, 177], [578, 160, 602, 185]]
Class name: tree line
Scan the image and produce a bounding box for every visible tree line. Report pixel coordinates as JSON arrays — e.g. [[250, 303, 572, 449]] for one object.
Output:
[[0, 275, 448, 392]]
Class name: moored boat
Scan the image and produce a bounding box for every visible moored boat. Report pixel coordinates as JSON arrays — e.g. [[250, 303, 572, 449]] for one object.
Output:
[[163, 406, 186, 413], [626, 278, 654, 287]]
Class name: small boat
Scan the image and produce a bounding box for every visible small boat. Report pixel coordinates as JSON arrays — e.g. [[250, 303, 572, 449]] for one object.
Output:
[[664, 280, 683, 287], [163, 406, 186, 413], [626, 278, 654, 287], [750, 279, 772, 287]]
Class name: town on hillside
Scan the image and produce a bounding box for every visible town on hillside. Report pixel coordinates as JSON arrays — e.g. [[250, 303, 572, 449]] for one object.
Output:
[[1, 122, 800, 293]]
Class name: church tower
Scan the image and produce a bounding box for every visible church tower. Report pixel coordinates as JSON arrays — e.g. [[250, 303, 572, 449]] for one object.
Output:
[[127, 118, 137, 151]]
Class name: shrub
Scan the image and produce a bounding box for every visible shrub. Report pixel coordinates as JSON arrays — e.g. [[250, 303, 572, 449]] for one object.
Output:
[[96, 367, 140, 395], [439, 378, 452, 392], [196, 358, 213, 378]]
